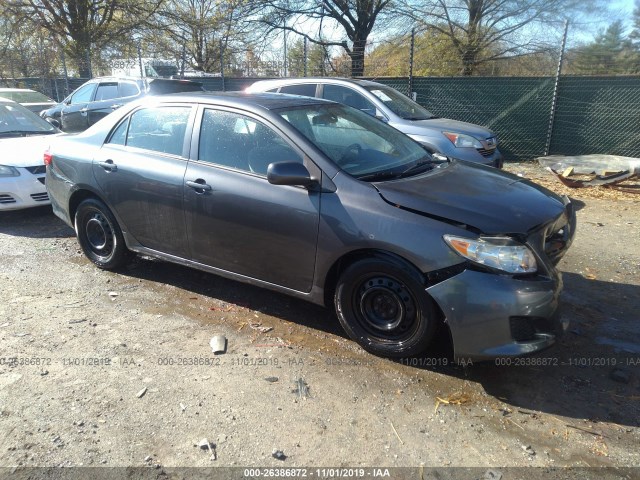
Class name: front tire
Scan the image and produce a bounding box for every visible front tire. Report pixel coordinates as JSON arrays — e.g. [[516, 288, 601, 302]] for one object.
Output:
[[75, 198, 130, 269], [334, 257, 438, 357]]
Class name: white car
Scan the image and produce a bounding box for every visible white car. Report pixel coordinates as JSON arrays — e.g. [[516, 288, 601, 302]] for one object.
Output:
[[0, 99, 60, 210], [0, 88, 56, 114]]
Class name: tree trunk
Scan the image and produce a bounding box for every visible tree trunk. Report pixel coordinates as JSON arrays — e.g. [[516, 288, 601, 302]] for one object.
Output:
[[68, 42, 92, 78], [350, 39, 367, 77]]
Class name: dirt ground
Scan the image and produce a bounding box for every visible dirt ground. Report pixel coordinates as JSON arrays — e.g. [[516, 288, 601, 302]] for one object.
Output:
[[0, 162, 639, 477]]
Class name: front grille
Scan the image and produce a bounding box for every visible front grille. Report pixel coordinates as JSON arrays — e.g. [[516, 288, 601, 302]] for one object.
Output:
[[544, 203, 574, 265], [477, 147, 495, 157], [30, 193, 49, 202], [25, 165, 46, 175], [477, 136, 498, 157], [0, 194, 16, 204]]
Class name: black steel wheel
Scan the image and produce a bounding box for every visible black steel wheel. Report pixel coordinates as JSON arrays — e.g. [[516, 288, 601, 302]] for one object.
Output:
[[75, 198, 130, 269], [334, 257, 438, 357]]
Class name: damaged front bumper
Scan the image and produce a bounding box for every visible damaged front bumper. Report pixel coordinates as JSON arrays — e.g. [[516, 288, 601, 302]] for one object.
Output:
[[427, 269, 567, 361]]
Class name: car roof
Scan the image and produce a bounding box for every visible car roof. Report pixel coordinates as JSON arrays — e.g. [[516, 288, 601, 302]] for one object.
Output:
[[249, 77, 383, 88], [146, 91, 334, 110]]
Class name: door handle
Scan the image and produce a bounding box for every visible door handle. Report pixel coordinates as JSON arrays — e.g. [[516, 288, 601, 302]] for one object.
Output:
[[186, 180, 212, 192], [98, 160, 117, 172], [110, 104, 123, 110], [80, 107, 88, 115]]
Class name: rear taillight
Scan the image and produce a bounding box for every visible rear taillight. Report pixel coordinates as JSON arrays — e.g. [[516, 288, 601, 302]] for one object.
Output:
[[44, 150, 52, 166]]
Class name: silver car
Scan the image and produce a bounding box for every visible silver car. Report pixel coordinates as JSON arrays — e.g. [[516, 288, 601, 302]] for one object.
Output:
[[246, 78, 503, 168]]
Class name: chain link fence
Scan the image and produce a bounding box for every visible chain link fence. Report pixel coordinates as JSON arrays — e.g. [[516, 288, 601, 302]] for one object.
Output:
[[2, 39, 639, 162]]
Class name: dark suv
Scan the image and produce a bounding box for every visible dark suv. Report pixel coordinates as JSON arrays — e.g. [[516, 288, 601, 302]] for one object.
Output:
[[40, 77, 204, 132]]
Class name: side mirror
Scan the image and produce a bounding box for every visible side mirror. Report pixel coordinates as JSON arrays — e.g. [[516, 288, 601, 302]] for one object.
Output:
[[375, 110, 388, 123], [267, 162, 316, 187], [45, 118, 61, 129]]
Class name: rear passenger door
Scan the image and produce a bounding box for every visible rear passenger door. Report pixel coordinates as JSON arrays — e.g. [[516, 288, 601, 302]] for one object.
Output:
[[184, 107, 320, 292], [93, 104, 194, 257]]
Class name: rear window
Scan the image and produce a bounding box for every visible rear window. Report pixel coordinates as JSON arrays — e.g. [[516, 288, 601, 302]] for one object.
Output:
[[148, 80, 204, 95], [279, 84, 317, 97]]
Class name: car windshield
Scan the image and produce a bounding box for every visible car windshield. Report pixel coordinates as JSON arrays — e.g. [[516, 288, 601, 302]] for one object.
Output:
[[0, 102, 57, 135], [277, 104, 438, 181], [364, 85, 435, 120]]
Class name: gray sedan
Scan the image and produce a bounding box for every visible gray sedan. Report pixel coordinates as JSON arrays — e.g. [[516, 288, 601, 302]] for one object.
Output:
[[45, 92, 575, 360]]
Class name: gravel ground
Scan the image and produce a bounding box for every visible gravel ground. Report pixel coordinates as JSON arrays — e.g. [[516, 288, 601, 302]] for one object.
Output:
[[0, 162, 638, 476]]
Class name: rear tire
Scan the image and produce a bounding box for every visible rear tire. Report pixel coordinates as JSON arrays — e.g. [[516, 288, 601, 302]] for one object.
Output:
[[334, 257, 438, 357], [75, 198, 130, 269]]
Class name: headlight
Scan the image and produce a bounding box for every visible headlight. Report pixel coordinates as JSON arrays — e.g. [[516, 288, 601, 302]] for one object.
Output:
[[444, 235, 537, 274], [442, 132, 483, 149], [0, 165, 20, 177]]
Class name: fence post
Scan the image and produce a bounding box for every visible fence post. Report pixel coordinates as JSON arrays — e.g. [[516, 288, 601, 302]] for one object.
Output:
[[220, 39, 225, 92], [283, 21, 287, 77], [86, 45, 92, 79], [61, 50, 69, 98], [137, 42, 144, 77], [304, 37, 308, 77], [545, 19, 569, 156], [181, 42, 186, 77], [408, 27, 415, 98]]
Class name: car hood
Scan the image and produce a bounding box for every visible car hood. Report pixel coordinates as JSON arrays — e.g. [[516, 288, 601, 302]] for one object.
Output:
[[373, 161, 566, 235], [0, 134, 59, 167], [397, 117, 495, 139]]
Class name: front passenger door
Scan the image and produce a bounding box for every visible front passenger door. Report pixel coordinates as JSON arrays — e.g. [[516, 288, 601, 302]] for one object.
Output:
[[184, 107, 320, 292], [61, 83, 96, 132], [86, 81, 121, 126]]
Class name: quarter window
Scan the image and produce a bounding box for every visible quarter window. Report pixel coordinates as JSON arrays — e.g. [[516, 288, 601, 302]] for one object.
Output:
[[118, 82, 140, 98], [107, 118, 129, 146], [198, 109, 302, 175]]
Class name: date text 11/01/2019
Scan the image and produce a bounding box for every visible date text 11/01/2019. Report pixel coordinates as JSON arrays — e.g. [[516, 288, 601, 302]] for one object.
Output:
[[243, 468, 391, 478]]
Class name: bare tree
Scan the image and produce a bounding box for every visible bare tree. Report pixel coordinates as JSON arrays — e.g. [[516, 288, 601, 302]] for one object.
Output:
[[151, 0, 253, 74], [6, 0, 163, 77], [255, 0, 392, 77], [397, 0, 604, 75]]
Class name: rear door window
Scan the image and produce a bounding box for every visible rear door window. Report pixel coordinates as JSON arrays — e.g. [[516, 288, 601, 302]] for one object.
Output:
[[94, 83, 119, 101], [123, 106, 191, 156]]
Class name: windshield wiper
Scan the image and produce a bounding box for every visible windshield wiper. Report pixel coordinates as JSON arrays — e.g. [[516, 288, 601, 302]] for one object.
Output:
[[356, 171, 403, 182], [398, 159, 435, 178], [0, 130, 55, 137], [404, 115, 439, 120]]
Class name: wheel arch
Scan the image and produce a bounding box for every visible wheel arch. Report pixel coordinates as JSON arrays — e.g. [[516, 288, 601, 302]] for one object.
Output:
[[322, 248, 426, 308], [68, 187, 110, 227]]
